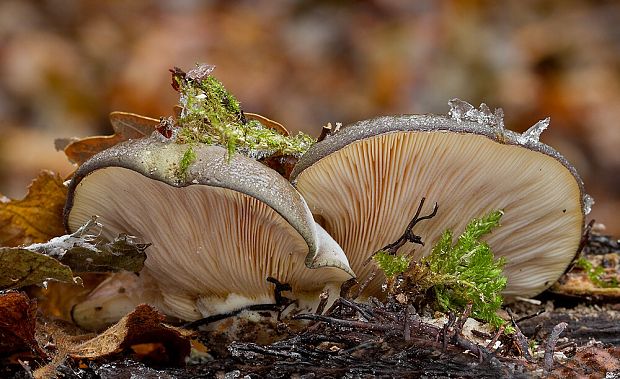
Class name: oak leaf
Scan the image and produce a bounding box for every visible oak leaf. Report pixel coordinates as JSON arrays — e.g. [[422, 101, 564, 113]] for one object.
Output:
[[0, 171, 67, 247], [0, 291, 44, 357]]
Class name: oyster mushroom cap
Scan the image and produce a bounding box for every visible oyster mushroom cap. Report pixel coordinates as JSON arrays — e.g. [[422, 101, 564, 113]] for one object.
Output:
[[65, 137, 353, 324], [290, 114, 585, 299]]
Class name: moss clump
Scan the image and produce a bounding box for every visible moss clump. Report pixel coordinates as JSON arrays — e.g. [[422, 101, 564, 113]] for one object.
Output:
[[178, 145, 197, 177], [575, 256, 619, 288], [373, 251, 411, 278], [376, 210, 507, 328], [172, 65, 315, 160]]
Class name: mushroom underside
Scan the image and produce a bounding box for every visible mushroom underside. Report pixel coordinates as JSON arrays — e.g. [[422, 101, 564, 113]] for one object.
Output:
[[67, 166, 351, 320], [294, 130, 583, 298]]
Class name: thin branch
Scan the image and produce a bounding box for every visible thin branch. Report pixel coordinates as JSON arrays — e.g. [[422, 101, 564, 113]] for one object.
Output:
[[364, 197, 439, 267], [543, 322, 568, 376]]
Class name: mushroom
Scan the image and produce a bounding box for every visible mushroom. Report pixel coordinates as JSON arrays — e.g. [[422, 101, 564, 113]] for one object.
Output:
[[290, 102, 588, 299], [65, 136, 354, 328]]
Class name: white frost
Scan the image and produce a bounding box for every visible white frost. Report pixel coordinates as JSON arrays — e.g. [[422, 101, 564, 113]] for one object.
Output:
[[517, 117, 550, 145], [583, 194, 595, 215], [448, 98, 505, 132]]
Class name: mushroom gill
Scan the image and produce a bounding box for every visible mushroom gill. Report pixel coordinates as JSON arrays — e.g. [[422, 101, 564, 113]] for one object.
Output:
[[291, 113, 585, 299], [66, 137, 353, 327]]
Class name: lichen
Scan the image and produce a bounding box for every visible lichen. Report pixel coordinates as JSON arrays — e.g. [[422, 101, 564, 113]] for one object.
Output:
[[172, 65, 316, 161]]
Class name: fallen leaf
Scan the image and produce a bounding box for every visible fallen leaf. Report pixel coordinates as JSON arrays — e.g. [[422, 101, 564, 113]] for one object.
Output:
[[1, 217, 149, 290], [29, 216, 148, 273], [34, 274, 108, 322], [258, 154, 298, 180], [0, 292, 44, 357], [551, 346, 620, 378], [551, 253, 620, 300], [70, 304, 191, 366], [0, 171, 67, 247], [245, 112, 289, 136], [0, 248, 74, 290], [60, 112, 159, 165]]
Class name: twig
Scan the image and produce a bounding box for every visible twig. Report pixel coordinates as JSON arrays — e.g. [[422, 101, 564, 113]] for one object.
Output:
[[338, 298, 375, 321], [515, 309, 545, 323], [183, 303, 281, 329], [543, 322, 568, 376], [339, 278, 358, 300], [507, 308, 533, 362], [184, 277, 292, 328], [363, 197, 438, 267], [292, 314, 394, 333], [455, 303, 472, 331], [486, 324, 505, 351], [315, 289, 330, 315]]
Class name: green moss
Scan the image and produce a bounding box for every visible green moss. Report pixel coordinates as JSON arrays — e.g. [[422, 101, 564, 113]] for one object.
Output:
[[373, 251, 411, 278], [174, 65, 315, 160], [575, 256, 619, 288], [379, 210, 508, 329], [424, 210, 507, 328], [179, 145, 196, 177]]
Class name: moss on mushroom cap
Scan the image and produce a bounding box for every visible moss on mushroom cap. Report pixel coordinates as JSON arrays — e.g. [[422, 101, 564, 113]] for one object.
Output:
[[65, 136, 353, 323], [291, 113, 586, 299]]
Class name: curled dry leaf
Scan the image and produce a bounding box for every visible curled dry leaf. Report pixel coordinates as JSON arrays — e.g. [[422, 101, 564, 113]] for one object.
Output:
[[0, 291, 44, 357], [245, 112, 289, 136], [59, 112, 159, 165], [0, 170, 67, 247], [28, 217, 148, 273], [70, 304, 192, 366], [1, 217, 148, 290]]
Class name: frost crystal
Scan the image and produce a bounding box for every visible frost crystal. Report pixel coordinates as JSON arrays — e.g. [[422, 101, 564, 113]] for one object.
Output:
[[583, 194, 595, 215], [448, 98, 474, 122], [448, 98, 505, 132], [517, 117, 550, 145], [26, 216, 102, 258]]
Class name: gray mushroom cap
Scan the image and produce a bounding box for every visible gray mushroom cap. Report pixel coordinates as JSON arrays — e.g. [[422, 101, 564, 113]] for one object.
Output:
[[291, 114, 586, 299], [66, 137, 316, 252], [65, 136, 353, 322]]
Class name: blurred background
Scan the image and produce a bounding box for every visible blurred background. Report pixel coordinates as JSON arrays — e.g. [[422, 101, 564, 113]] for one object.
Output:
[[0, 0, 618, 234]]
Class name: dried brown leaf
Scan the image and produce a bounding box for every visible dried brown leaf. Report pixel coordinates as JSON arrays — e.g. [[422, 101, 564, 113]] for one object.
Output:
[[61, 112, 159, 165], [70, 304, 191, 366], [550, 346, 620, 378], [245, 112, 289, 136], [0, 292, 44, 357], [0, 171, 67, 247]]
